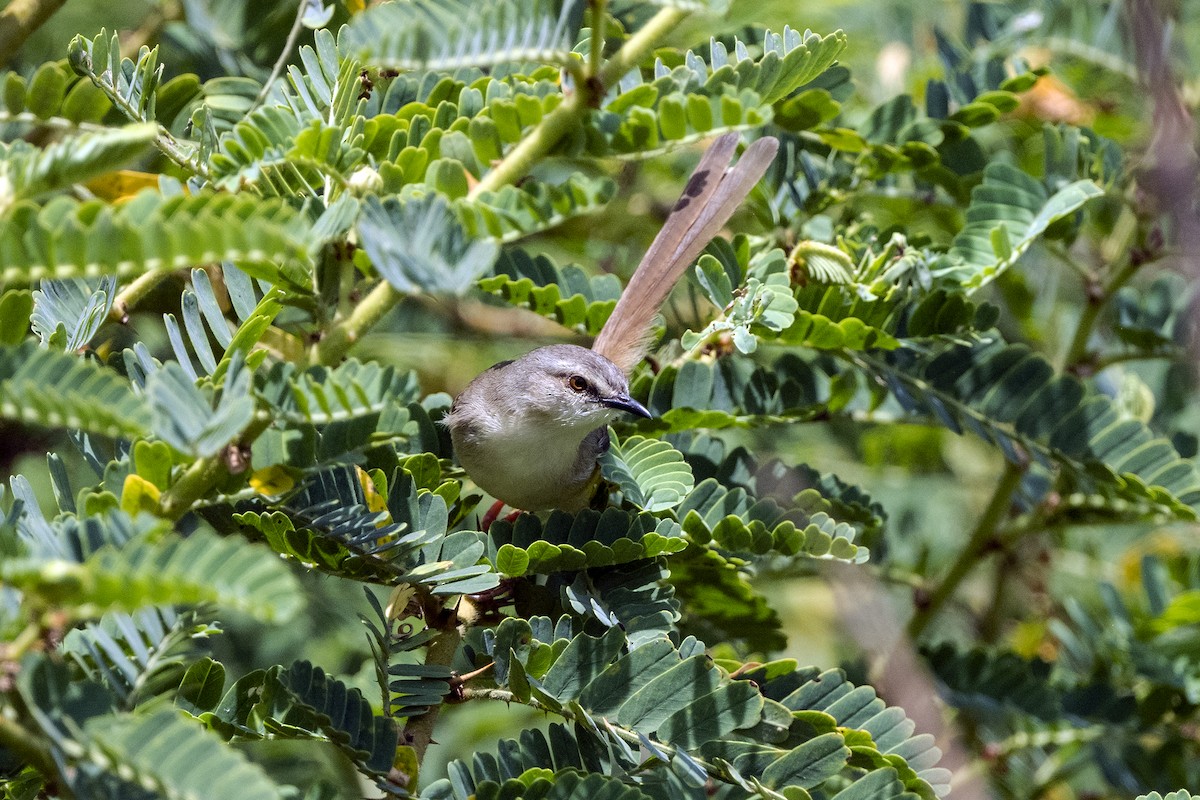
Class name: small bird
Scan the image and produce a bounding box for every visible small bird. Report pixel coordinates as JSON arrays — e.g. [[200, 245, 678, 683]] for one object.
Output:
[[444, 132, 779, 512]]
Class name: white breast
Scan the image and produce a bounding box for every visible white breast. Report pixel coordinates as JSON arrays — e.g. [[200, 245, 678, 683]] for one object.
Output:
[[452, 413, 600, 511]]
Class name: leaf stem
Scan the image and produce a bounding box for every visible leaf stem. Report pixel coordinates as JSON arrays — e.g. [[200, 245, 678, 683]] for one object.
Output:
[[907, 460, 1024, 639], [979, 549, 1015, 643], [107, 269, 173, 324], [468, 92, 585, 198], [1061, 253, 1139, 372], [587, 0, 607, 80], [314, 280, 402, 365], [462, 685, 726, 777], [596, 7, 686, 88], [0, 623, 41, 662], [469, 5, 686, 200], [157, 414, 271, 520]]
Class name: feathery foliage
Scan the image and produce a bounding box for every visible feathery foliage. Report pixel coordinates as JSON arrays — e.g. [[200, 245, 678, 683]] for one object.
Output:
[[1, 1, 1196, 799]]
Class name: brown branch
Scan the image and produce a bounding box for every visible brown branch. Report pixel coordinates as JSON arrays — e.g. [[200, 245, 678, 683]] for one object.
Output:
[[0, 0, 70, 66], [829, 563, 991, 800], [1126, 0, 1200, 355], [401, 598, 462, 763]]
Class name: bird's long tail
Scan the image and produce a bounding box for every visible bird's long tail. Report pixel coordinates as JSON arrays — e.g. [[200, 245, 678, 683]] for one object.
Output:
[[591, 132, 779, 373]]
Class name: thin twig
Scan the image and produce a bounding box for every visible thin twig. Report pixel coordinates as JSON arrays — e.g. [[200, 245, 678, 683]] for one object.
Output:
[[107, 270, 174, 324], [314, 280, 401, 365], [908, 460, 1024, 639], [587, 0, 607, 79], [249, 0, 311, 115]]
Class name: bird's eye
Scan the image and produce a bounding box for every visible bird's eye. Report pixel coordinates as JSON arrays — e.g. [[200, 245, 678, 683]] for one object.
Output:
[[568, 375, 589, 393]]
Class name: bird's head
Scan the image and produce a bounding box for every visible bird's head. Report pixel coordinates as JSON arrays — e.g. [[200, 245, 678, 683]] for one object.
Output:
[[511, 344, 651, 430]]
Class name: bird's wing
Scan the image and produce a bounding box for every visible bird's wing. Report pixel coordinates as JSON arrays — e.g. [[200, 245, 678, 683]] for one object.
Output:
[[591, 132, 779, 373]]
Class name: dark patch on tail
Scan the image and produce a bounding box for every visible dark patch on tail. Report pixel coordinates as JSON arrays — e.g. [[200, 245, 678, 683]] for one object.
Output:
[[674, 168, 713, 211]]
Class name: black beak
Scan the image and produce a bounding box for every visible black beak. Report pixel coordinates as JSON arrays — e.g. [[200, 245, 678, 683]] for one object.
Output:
[[601, 394, 653, 419]]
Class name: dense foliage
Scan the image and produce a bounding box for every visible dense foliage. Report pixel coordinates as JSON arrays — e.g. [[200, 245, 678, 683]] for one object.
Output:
[[0, 0, 1198, 798]]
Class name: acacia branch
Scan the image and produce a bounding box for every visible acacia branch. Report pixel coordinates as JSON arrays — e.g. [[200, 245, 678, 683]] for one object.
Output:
[[402, 597, 462, 763], [321, 6, 692, 363]]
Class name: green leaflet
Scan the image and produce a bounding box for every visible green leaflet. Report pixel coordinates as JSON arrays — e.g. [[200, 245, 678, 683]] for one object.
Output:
[[358, 193, 500, 294], [921, 642, 1117, 723], [63, 606, 213, 711], [487, 508, 686, 577], [597, 28, 847, 156], [728, 664, 950, 797], [759, 732, 851, 788], [1, 528, 302, 622], [0, 289, 32, 344], [460, 173, 616, 242], [464, 633, 948, 799], [586, 86, 773, 157], [344, 0, 586, 71], [211, 33, 363, 194], [1111, 272, 1190, 352], [0, 191, 313, 288], [668, 545, 786, 652], [947, 162, 1104, 290], [680, 479, 869, 564], [68, 31, 208, 175], [638, 355, 828, 434], [430, 756, 655, 800], [1, 62, 112, 124], [80, 709, 284, 800], [31, 275, 116, 352], [234, 507, 414, 584], [163, 267, 286, 381], [147, 354, 254, 459], [524, 630, 767, 751], [600, 433, 695, 512], [0, 341, 149, 440], [261, 358, 422, 426], [176, 657, 227, 718], [0, 124, 156, 211], [477, 249, 620, 335], [236, 463, 490, 593], [201, 660, 400, 778], [865, 339, 1200, 519], [693, 236, 997, 355]]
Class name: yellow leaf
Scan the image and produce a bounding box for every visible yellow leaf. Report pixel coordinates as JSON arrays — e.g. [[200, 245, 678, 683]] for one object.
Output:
[[392, 746, 417, 790], [250, 466, 296, 496], [84, 170, 162, 202], [386, 584, 417, 621], [357, 465, 390, 516], [121, 474, 162, 517]]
